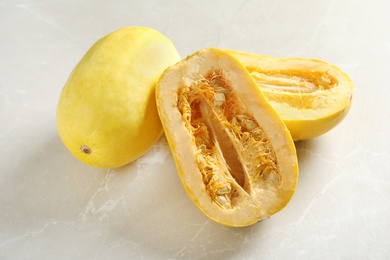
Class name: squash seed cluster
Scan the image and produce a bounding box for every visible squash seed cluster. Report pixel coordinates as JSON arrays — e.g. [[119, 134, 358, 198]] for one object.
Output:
[[177, 69, 281, 209], [249, 69, 337, 110]]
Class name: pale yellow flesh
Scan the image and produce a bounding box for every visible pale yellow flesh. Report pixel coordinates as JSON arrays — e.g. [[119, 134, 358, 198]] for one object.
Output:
[[226, 49, 354, 141], [156, 48, 298, 227]]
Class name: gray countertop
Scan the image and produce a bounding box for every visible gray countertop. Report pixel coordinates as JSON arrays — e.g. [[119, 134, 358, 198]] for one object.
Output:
[[1, 0, 389, 259]]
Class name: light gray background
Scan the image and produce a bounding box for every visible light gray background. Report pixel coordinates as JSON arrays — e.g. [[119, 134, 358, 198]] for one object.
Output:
[[1, 0, 389, 259]]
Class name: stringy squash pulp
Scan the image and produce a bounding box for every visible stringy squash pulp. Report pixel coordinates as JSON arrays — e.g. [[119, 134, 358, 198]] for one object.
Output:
[[227, 50, 354, 141], [156, 48, 298, 227]]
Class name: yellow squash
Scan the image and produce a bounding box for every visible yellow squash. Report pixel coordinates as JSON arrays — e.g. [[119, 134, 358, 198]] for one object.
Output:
[[156, 48, 298, 227], [56, 27, 181, 168], [227, 49, 354, 141]]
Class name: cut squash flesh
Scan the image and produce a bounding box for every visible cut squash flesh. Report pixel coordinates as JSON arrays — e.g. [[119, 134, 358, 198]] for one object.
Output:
[[226, 49, 354, 141], [156, 48, 298, 227]]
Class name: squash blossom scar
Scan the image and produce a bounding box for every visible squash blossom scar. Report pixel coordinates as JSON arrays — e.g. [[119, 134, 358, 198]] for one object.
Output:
[[80, 145, 92, 154]]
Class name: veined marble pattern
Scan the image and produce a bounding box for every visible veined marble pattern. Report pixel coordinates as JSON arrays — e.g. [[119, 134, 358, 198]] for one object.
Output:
[[0, 0, 389, 259]]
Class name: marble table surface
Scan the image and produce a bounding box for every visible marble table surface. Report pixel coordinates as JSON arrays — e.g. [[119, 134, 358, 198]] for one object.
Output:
[[1, 0, 389, 259]]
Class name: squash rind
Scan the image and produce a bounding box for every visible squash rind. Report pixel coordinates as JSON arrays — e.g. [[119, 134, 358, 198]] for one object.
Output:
[[156, 48, 298, 227], [226, 49, 354, 141], [56, 27, 181, 168]]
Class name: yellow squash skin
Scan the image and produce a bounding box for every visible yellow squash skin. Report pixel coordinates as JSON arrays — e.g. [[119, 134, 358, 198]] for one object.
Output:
[[226, 49, 354, 141], [156, 48, 298, 227], [56, 27, 181, 168]]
